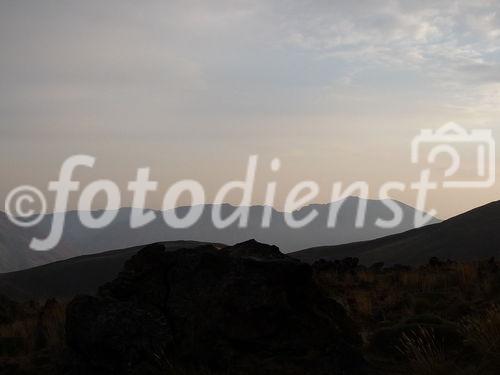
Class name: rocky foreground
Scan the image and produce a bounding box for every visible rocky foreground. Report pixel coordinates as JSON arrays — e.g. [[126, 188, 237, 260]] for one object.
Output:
[[3, 240, 500, 374], [65, 240, 366, 374]]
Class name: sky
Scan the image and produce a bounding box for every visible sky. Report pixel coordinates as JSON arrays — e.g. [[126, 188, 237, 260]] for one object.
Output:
[[1, 0, 500, 218]]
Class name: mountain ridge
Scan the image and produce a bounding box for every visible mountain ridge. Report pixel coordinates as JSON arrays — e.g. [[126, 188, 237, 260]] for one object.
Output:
[[0, 197, 439, 272], [291, 200, 500, 265]]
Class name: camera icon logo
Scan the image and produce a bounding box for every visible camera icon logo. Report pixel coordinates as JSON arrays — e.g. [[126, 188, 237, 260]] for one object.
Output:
[[411, 122, 496, 188]]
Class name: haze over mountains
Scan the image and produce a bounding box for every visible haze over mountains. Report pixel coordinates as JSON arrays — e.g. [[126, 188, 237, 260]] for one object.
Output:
[[0, 212, 74, 273], [293, 200, 500, 266], [2, 200, 500, 302], [0, 197, 437, 272]]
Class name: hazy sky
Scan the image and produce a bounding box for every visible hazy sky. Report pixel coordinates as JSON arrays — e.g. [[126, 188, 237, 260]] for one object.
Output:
[[1, 0, 500, 218]]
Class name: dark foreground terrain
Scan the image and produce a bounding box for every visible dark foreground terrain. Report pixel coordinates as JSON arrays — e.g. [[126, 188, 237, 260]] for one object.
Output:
[[0, 241, 214, 301], [0, 240, 499, 374]]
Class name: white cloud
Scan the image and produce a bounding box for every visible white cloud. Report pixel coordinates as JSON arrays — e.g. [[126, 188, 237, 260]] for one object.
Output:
[[281, 0, 500, 113]]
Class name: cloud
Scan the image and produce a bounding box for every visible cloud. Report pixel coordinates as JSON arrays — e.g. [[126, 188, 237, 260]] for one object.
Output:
[[280, 0, 500, 112], [0, 0, 499, 218], [459, 63, 500, 84]]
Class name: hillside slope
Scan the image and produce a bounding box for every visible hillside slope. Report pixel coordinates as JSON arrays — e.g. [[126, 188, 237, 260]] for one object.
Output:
[[291, 201, 500, 265], [0, 240, 212, 300]]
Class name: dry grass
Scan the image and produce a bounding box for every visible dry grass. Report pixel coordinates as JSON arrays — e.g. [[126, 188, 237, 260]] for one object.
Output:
[[460, 305, 500, 353], [396, 326, 455, 375], [315, 259, 500, 326], [315, 258, 500, 374], [0, 299, 66, 357], [386, 307, 500, 375], [459, 305, 500, 373]]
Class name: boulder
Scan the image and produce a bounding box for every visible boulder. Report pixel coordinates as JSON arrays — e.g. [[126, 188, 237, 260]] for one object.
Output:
[[66, 240, 365, 374]]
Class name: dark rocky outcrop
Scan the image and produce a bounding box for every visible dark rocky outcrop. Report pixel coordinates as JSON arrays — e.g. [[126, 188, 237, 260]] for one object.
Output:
[[66, 240, 365, 374]]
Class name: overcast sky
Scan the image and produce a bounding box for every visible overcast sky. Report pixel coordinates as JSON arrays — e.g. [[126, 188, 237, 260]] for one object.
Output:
[[1, 0, 500, 218]]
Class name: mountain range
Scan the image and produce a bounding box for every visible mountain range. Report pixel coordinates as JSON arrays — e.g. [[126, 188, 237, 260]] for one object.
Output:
[[0, 197, 436, 272], [1, 200, 499, 301]]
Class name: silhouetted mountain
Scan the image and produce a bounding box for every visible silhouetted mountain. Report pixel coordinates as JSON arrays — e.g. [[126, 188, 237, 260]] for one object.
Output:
[[66, 240, 365, 374], [0, 241, 213, 301], [292, 200, 500, 265], [0, 197, 438, 272]]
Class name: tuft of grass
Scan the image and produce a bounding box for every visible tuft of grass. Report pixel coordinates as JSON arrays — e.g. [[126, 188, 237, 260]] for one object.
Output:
[[396, 326, 460, 375], [460, 305, 500, 354], [459, 305, 500, 372]]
